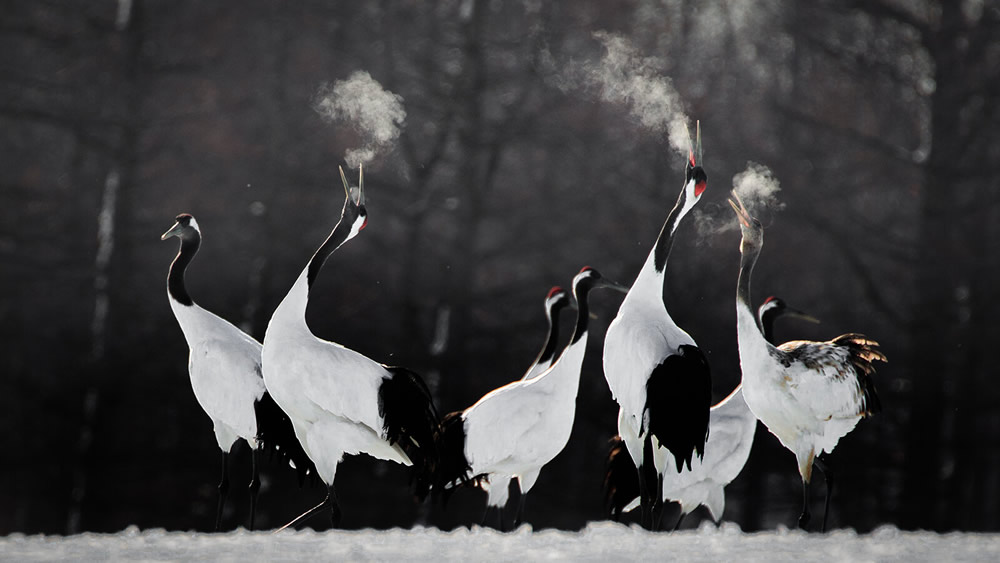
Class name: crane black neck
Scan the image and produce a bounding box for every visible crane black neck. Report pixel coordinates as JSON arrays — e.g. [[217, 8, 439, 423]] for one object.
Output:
[[652, 186, 691, 275], [571, 285, 595, 344], [536, 301, 569, 365], [306, 208, 357, 290], [167, 233, 200, 307], [760, 304, 781, 345]]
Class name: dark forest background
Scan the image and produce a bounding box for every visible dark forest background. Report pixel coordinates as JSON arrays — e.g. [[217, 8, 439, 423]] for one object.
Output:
[[2, 0, 999, 535]]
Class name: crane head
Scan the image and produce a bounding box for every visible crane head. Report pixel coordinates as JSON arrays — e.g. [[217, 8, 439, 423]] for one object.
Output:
[[728, 191, 762, 252], [573, 266, 629, 298], [683, 121, 707, 200], [546, 286, 577, 313], [161, 213, 200, 241], [339, 164, 368, 233], [759, 296, 820, 325]]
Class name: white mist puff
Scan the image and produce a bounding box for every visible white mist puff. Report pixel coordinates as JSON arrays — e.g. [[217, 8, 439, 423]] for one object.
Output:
[[586, 32, 690, 155], [694, 162, 784, 238], [732, 162, 784, 216], [314, 71, 406, 168]]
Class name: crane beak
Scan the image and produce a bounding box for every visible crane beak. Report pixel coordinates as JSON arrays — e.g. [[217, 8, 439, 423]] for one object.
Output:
[[339, 165, 350, 199], [358, 163, 365, 206], [728, 192, 751, 228], [696, 120, 703, 167], [786, 307, 821, 325], [339, 165, 364, 206], [161, 221, 183, 240], [684, 122, 696, 168], [684, 120, 703, 168], [598, 278, 630, 295]]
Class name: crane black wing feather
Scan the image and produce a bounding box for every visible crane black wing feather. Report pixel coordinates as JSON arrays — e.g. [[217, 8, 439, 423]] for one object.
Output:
[[253, 390, 318, 487], [645, 344, 712, 472], [603, 435, 639, 520], [378, 366, 441, 500]]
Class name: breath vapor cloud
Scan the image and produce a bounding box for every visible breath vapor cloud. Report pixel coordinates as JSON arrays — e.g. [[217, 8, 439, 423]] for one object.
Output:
[[694, 162, 785, 238], [583, 32, 691, 156], [314, 71, 406, 168]]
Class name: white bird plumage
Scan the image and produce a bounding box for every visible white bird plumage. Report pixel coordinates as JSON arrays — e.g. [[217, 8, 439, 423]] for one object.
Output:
[[729, 191, 885, 531], [602, 124, 712, 529], [434, 268, 624, 529], [476, 286, 575, 521], [262, 166, 439, 530], [162, 213, 314, 531], [605, 297, 816, 527]]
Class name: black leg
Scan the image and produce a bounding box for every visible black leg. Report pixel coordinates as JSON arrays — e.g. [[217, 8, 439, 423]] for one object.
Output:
[[513, 493, 526, 529], [798, 477, 811, 530], [814, 456, 834, 533], [329, 486, 342, 528], [274, 484, 340, 533], [672, 511, 686, 532], [497, 504, 507, 532], [215, 451, 231, 532], [638, 434, 657, 530], [480, 504, 491, 528], [636, 463, 650, 529], [249, 448, 261, 531], [651, 473, 665, 531]]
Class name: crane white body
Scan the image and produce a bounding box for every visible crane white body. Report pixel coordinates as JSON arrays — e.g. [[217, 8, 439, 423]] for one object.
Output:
[[168, 297, 265, 452], [605, 250, 698, 476], [620, 386, 755, 521], [262, 271, 411, 486], [602, 139, 712, 529], [463, 330, 586, 506], [163, 212, 316, 531], [436, 268, 623, 526], [736, 311, 871, 482], [482, 288, 573, 507], [729, 192, 884, 529]]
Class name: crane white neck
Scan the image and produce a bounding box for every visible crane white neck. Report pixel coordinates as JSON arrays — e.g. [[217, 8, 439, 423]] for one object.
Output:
[[735, 241, 770, 370]]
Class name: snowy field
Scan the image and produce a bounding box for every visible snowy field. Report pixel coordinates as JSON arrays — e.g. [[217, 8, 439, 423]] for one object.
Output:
[[4, 522, 1000, 562]]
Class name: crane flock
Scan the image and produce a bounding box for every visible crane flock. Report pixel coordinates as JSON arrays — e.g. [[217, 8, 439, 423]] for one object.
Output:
[[162, 125, 886, 533]]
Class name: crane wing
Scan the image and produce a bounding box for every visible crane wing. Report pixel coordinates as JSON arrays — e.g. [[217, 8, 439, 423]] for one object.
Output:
[[463, 379, 556, 473], [188, 338, 266, 435], [776, 337, 882, 420]]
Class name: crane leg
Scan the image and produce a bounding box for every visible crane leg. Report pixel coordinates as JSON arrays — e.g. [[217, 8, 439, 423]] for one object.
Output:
[[636, 462, 651, 529], [274, 484, 340, 533], [637, 434, 658, 530], [798, 477, 811, 530], [479, 504, 490, 528], [672, 511, 686, 532], [215, 451, 230, 532], [652, 473, 665, 531], [248, 448, 260, 531], [814, 456, 834, 532], [515, 495, 526, 529]]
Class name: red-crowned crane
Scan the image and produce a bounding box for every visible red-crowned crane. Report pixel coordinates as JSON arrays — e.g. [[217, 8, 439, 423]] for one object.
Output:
[[602, 123, 712, 529], [729, 192, 885, 531], [434, 268, 626, 530], [162, 214, 315, 531], [261, 166, 439, 530], [477, 286, 575, 524], [604, 297, 818, 527]]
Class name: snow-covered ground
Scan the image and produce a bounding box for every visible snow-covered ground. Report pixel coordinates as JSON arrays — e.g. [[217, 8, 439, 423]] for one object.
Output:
[[4, 522, 999, 561]]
